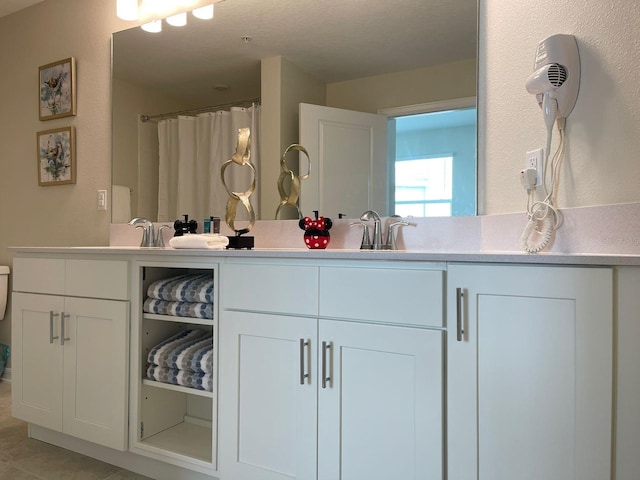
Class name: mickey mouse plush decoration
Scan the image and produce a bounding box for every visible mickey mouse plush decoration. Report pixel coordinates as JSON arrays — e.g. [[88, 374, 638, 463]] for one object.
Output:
[[299, 210, 332, 249]]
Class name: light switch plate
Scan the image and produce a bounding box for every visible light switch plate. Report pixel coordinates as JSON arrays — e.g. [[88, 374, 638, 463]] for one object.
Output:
[[98, 190, 107, 210]]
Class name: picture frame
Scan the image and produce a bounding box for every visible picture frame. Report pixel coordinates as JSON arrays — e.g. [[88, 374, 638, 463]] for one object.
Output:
[[39, 57, 76, 121], [37, 126, 76, 186]]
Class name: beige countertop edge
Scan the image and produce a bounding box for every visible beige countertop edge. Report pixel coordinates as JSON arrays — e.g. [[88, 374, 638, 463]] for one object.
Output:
[[8, 246, 640, 266]]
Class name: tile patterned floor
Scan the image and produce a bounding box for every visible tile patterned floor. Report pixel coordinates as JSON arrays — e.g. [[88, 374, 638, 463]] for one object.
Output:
[[0, 381, 152, 480]]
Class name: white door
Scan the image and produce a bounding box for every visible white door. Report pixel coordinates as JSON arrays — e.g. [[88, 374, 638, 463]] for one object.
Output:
[[11, 292, 64, 431], [62, 297, 129, 451], [318, 319, 443, 480], [299, 103, 387, 218], [219, 311, 318, 480], [447, 264, 613, 480]]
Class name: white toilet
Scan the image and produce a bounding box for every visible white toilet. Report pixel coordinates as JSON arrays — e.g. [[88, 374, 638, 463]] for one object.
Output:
[[0, 266, 9, 320]]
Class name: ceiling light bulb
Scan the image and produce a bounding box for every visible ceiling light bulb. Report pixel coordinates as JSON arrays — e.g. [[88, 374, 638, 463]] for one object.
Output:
[[141, 20, 163, 33], [116, 0, 138, 20], [192, 4, 214, 20], [142, 0, 172, 15], [167, 12, 187, 26]]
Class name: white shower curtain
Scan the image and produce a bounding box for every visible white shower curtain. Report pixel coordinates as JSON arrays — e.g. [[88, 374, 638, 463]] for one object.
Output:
[[157, 105, 261, 227]]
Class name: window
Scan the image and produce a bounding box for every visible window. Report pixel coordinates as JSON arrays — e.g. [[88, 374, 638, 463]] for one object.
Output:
[[386, 104, 476, 217], [395, 156, 453, 217]]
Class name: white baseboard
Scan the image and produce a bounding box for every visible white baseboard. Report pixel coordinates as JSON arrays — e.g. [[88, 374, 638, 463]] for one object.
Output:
[[0, 367, 10, 382], [30, 425, 218, 480]]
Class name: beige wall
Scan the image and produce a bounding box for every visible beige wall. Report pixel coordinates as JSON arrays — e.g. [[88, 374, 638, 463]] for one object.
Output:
[[0, 0, 128, 351], [260, 57, 326, 219], [327, 59, 477, 113], [480, 0, 640, 214]]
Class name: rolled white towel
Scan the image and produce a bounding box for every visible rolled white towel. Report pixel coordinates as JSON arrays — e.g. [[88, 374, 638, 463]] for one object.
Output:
[[169, 234, 230, 250]]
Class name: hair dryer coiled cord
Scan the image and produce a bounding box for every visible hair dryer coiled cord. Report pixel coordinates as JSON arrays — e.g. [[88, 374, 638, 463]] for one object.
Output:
[[521, 115, 565, 254], [520, 202, 560, 254]]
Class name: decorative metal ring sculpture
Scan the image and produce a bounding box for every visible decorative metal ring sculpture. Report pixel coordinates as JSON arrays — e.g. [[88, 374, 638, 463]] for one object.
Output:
[[275, 143, 311, 219], [220, 128, 256, 236]]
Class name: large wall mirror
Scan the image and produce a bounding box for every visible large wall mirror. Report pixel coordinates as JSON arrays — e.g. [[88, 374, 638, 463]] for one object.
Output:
[[112, 0, 478, 224]]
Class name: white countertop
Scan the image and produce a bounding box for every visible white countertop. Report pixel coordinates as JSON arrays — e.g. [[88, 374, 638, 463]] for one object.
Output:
[[9, 245, 640, 266], [11, 202, 640, 266]]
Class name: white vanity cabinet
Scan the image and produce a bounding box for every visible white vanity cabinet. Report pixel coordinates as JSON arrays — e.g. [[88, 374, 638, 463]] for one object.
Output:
[[220, 309, 318, 480], [11, 256, 130, 451], [10, 247, 635, 480], [219, 260, 445, 480], [219, 261, 319, 480], [316, 318, 442, 480], [447, 264, 613, 480], [316, 265, 444, 480]]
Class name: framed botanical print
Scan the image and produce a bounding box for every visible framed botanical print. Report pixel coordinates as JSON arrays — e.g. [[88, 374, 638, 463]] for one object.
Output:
[[37, 126, 76, 186], [39, 57, 76, 121]]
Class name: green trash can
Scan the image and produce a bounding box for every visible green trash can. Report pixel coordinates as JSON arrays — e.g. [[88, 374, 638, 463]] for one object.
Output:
[[0, 343, 9, 380]]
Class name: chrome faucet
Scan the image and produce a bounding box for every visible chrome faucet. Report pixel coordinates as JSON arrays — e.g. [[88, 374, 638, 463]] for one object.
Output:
[[358, 211, 412, 250], [359, 210, 382, 250], [384, 218, 410, 250], [350, 221, 372, 249], [129, 217, 155, 247], [155, 225, 170, 248]]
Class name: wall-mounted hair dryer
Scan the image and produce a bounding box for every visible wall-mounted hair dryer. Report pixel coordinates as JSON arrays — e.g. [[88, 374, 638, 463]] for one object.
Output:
[[520, 34, 580, 254], [525, 34, 580, 126]]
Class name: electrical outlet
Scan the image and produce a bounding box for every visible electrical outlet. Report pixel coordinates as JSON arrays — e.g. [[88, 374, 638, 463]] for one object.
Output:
[[98, 190, 107, 211], [526, 148, 544, 186]]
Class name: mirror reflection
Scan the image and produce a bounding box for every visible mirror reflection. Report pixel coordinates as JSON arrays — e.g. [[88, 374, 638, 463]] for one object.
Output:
[[112, 0, 477, 223]]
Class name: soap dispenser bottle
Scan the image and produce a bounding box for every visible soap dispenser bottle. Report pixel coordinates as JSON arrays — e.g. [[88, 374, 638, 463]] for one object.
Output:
[[299, 210, 332, 249]]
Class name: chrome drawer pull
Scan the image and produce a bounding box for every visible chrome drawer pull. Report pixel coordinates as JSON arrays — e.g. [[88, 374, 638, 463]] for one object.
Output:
[[60, 312, 70, 346], [322, 341, 331, 389], [456, 287, 465, 342], [299, 339, 309, 385], [49, 311, 59, 344]]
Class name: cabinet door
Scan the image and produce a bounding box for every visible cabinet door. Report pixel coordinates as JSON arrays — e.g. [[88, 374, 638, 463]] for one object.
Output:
[[62, 297, 129, 451], [219, 311, 318, 480], [11, 292, 64, 431], [318, 320, 443, 480], [447, 264, 612, 480]]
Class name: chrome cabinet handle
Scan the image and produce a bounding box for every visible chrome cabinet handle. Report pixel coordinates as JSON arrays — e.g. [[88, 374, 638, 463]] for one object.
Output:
[[456, 287, 465, 342], [49, 311, 59, 344], [60, 312, 70, 346], [299, 339, 309, 385], [321, 341, 331, 389]]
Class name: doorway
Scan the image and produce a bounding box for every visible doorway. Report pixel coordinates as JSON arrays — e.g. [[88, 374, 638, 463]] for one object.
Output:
[[382, 98, 477, 217]]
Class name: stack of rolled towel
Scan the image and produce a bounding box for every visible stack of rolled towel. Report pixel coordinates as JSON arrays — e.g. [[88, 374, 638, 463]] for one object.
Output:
[[143, 273, 213, 320], [146, 329, 214, 392]]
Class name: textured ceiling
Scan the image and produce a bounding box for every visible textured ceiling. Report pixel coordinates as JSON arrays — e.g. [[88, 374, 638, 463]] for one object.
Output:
[[113, 0, 477, 106]]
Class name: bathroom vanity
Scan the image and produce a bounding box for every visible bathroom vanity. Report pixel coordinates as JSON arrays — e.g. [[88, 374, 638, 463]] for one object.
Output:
[[8, 246, 639, 480], [11, 257, 129, 450]]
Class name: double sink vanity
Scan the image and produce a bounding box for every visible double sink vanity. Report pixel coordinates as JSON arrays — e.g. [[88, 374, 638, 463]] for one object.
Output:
[[8, 213, 640, 480]]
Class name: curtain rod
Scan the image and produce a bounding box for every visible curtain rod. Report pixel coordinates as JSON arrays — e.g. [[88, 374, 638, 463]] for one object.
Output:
[[140, 97, 261, 123]]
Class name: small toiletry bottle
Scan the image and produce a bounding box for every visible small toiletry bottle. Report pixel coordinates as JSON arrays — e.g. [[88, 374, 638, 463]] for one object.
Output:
[[203, 218, 211, 234], [211, 216, 220, 234]]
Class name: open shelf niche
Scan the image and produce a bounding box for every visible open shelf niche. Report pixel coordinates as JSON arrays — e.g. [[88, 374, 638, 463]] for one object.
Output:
[[133, 262, 218, 472]]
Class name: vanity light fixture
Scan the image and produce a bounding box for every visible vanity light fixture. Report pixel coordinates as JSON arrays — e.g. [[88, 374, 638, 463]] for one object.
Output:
[[141, 19, 163, 32], [166, 11, 187, 26], [116, 0, 138, 21], [192, 4, 214, 19], [117, 0, 222, 33]]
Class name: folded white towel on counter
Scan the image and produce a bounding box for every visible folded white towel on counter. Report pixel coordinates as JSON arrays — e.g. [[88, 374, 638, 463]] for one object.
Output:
[[169, 234, 229, 250]]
